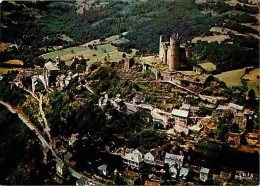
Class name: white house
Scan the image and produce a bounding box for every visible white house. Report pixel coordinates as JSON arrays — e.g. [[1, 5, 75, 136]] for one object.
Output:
[[228, 103, 244, 112], [98, 164, 108, 176], [144, 150, 157, 163], [132, 147, 146, 158], [165, 153, 184, 178], [171, 109, 189, 126], [200, 167, 210, 182], [56, 161, 66, 177], [179, 167, 189, 178], [123, 152, 143, 170]]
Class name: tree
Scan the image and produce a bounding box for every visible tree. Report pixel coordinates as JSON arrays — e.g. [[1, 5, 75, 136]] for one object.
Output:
[[231, 123, 239, 133], [248, 89, 256, 108], [122, 53, 126, 58]]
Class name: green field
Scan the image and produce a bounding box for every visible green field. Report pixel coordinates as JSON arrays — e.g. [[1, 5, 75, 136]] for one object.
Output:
[[41, 44, 137, 63], [243, 68, 259, 94], [214, 68, 246, 87], [199, 62, 216, 72]]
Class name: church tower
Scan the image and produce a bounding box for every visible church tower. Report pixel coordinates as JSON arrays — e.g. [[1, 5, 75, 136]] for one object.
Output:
[[169, 33, 180, 71], [55, 55, 61, 66]]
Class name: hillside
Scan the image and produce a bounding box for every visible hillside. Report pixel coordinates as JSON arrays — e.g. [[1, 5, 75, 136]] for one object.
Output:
[[0, 0, 259, 72]]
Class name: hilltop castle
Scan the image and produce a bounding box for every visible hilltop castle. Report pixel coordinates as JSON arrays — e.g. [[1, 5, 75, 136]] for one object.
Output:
[[159, 34, 191, 71]]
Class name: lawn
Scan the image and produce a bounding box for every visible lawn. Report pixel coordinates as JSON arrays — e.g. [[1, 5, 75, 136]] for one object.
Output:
[[214, 68, 246, 87], [199, 62, 216, 72], [242, 68, 259, 94], [192, 35, 230, 44], [41, 44, 137, 64]]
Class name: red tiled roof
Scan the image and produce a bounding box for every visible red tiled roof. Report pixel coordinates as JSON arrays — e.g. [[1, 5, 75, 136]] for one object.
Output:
[[145, 180, 160, 186]]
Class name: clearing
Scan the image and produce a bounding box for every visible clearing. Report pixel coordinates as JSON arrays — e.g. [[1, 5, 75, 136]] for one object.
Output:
[[242, 68, 259, 94], [214, 68, 246, 87], [41, 44, 136, 63], [199, 62, 216, 72], [192, 35, 230, 44]]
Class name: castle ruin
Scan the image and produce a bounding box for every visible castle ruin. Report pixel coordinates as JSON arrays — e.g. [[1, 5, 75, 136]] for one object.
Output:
[[159, 34, 191, 71]]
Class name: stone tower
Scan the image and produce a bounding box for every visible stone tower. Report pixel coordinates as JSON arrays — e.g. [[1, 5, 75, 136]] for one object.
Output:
[[185, 45, 191, 67], [169, 33, 180, 71], [159, 35, 164, 60], [163, 43, 168, 64]]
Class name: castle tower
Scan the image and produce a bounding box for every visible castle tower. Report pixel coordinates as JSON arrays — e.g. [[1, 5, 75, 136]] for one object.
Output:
[[163, 44, 168, 64], [169, 33, 180, 71], [159, 35, 164, 60], [185, 45, 191, 67]]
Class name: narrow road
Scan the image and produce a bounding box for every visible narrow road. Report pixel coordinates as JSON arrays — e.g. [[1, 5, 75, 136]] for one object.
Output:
[[39, 94, 52, 145], [0, 101, 50, 150], [0, 100, 103, 185]]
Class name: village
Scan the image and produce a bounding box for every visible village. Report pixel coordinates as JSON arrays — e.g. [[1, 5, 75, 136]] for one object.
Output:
[[1, 31, 257, 185]]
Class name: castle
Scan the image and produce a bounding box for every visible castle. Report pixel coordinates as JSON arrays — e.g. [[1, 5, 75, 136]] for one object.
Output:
[[159, 34, 191, 71]]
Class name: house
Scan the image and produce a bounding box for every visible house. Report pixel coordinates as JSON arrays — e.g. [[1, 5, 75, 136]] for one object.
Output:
[[76, 176, 88, 186], [190, 106, 199, 115], [43, 61, 60, 87], [132, 146, 146, 158], [144, 180, 160, 185], [180, 103, 191, 111], [179, 167, 189, 178], [144, 150, 157, 163], [151, 109, 168, 125], [228, 103, 244, 112], [98, 164, 108, 176], [133, 94, 145, 104], [219, 171, 231, 181], [165, 153, 184, 178], [200, 167, 210, 182], [235, 170, 254, 180], [171, 109, 189, 126], [64, 152, 73, 163], [123, 150, 143, 170], [165, 153, 184, 167], [56, 161, 67, 177], [125, 103, 138, 112], [69, 133, 79, 146], [216, 105, 230, 111]]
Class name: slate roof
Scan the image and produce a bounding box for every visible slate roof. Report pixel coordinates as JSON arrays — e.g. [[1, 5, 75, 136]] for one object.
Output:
[[228, 103, 244, 111], [216, 105, 230, 111], [200, 167, 210, 174], [65, 152, 73, 160], [171, 109, 189, 118], [179, 168, 189, 177], [180, 103, 191, 110], [98, 164, 107, 171], [57, 161, 64, 168]]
